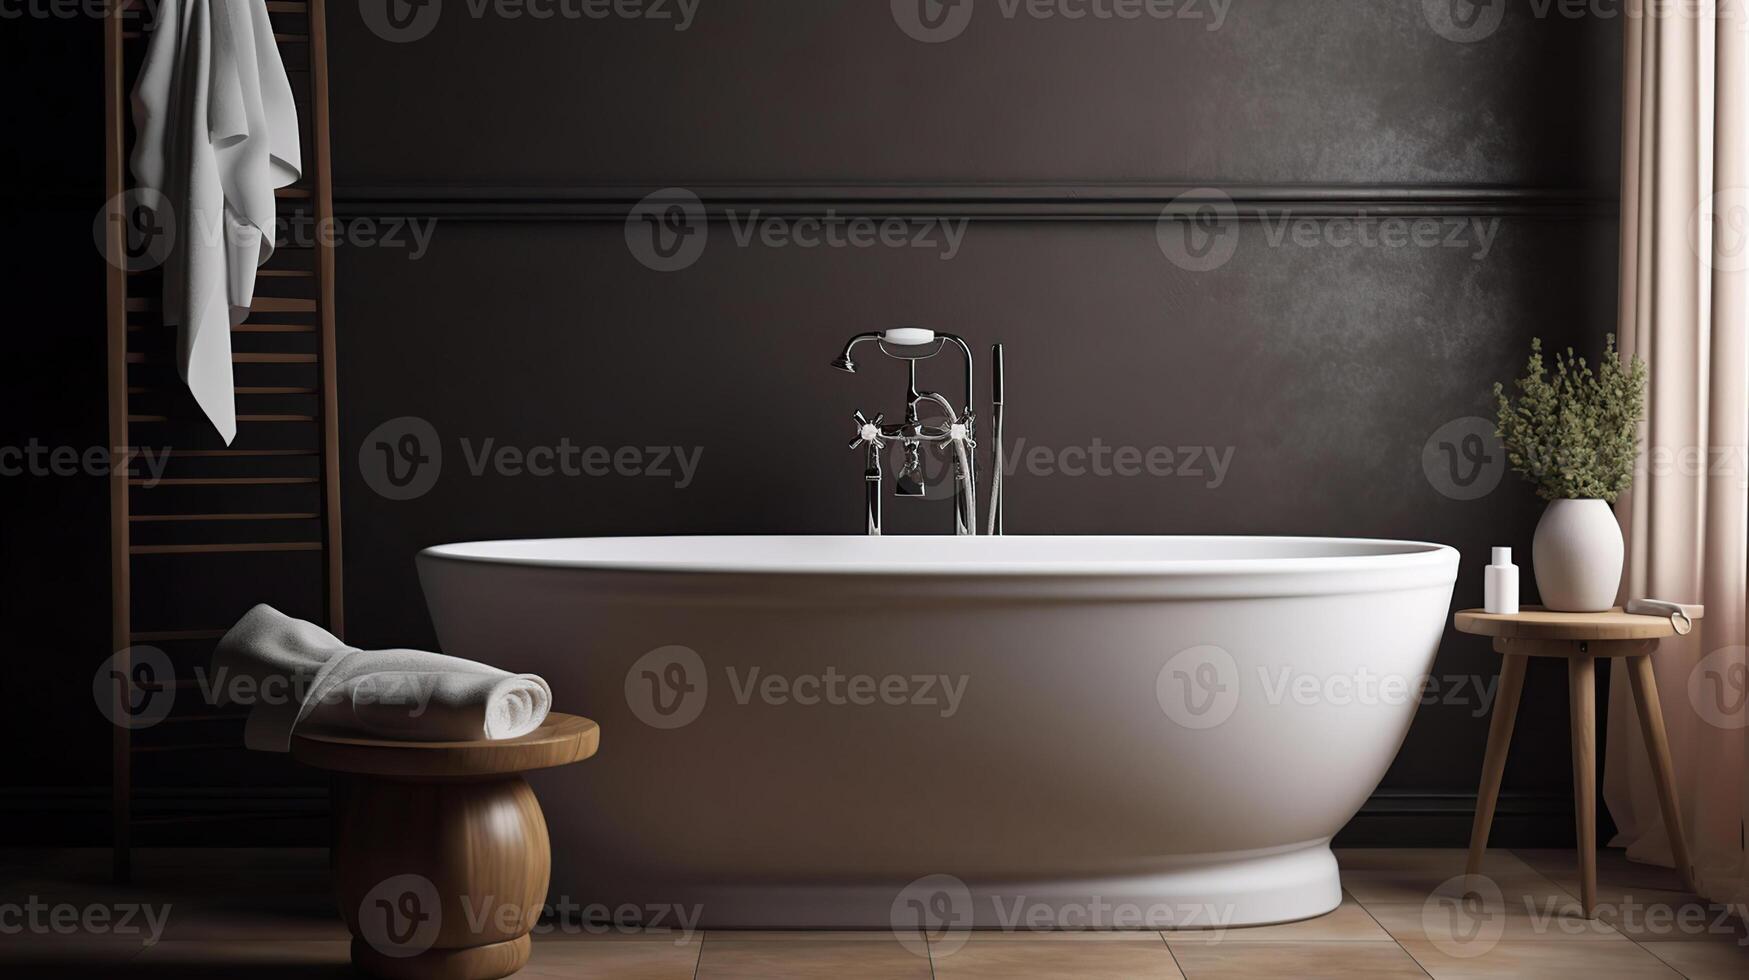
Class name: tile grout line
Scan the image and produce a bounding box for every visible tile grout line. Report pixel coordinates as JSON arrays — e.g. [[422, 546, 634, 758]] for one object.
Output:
[[1155, 928, 1191, 978], [1343, 892, 1441, 973]]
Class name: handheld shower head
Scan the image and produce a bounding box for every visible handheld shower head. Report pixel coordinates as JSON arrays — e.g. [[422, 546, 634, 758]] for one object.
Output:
[[831, 332, 883, 373]]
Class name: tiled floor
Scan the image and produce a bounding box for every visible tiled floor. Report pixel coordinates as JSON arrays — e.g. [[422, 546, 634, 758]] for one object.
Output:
[[2, 847, 1745, 978]]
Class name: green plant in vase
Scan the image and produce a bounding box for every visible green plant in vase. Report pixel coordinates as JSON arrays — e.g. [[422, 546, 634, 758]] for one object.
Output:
[[1492, 335, 1647, 611]]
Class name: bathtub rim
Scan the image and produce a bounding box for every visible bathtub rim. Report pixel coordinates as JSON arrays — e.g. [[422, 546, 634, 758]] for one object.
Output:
[[417, 535, 1460, 601]]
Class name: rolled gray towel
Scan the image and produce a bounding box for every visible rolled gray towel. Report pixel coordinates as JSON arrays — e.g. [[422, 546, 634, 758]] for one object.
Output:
[[210, 604, 552, 751]]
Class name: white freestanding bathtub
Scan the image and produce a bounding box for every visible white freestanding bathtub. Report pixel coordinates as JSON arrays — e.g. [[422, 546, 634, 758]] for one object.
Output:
[[417, 535, 1458, 930]]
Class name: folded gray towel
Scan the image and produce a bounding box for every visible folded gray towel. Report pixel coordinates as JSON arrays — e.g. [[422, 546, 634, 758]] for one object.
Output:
[[211, 604, 552, 751]]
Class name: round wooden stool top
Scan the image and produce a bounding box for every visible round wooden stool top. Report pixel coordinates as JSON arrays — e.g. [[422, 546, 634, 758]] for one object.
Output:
[[1454, 606, 1700, 643], [290, 713, 599, 779]]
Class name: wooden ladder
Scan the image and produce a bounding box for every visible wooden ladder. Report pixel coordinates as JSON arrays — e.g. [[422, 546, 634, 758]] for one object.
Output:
[[101, 0, 343, 882]]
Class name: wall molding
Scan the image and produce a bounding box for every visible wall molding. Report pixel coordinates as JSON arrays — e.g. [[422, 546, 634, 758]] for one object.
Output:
[[333, 183, 1617, 221]]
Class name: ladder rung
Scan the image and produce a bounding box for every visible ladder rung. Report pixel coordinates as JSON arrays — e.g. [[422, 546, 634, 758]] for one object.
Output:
[[127, 387, 317, 397], [128, 297, 316, 314], [251, 297, 318, 313], [126, 353, 318, 364], [122, 29, 303, 43], [128, 321, 316, 333], [130, 413, 316, 423], [131, 629, 227, 642], [131, 477, 319, 486], [276, 186, 312, 199], [131, 512, 321, 523], [130, 542, 323, 555], [236, 354, 318, 364], [254, 270, 315, 279], [128, 387, 319, 396]]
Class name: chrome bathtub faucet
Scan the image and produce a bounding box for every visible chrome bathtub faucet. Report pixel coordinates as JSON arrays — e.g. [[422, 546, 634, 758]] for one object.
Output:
[[832, 328, 1006, 536]]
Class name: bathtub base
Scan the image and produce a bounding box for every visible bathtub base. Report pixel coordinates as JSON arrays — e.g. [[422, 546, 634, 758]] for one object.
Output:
[[561, 844, 1342, 931]]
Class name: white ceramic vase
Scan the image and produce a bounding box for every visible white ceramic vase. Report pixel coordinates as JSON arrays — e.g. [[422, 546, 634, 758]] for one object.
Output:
[[1531, 498, 1625, 612]]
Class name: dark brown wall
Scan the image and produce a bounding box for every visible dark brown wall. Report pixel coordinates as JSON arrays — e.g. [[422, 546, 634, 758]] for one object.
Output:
[[4, 0, 1623, 845]]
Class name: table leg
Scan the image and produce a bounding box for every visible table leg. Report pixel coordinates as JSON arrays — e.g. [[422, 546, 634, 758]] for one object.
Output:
[[1467, 652, 1529, 877], [333, 774, 550, 980], [1626, 653, 1695, 890], [1568, 656, 1597, 917]]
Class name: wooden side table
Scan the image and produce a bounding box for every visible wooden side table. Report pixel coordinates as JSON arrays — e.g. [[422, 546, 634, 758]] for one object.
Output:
[[291, 713, 600, 980], [1454, 607, 1697, 916]]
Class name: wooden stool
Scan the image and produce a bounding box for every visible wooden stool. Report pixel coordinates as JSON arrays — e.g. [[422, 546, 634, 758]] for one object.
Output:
[[1454, 607, 1697, 916], [291, 714, 600, 980]]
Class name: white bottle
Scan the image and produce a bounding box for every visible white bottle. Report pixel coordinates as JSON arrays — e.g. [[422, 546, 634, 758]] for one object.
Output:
[[1484, 547, 1520, 615]]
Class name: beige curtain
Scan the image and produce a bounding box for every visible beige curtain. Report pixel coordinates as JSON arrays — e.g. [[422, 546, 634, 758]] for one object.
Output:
[[1608, 0, 1748, 909]]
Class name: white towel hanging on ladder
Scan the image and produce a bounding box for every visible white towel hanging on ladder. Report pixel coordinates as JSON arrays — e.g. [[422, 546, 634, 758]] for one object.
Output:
[[129, 0, 302, 444]]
